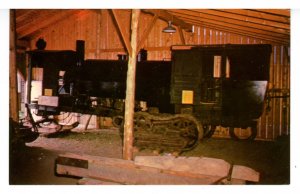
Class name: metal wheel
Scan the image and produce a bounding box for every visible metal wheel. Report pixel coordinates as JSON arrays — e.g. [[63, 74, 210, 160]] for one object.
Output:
[[18, 125, 40, 143], [229, 121, 257, 141], [112, 116, 124, 128], [174, 117, 199, 150]]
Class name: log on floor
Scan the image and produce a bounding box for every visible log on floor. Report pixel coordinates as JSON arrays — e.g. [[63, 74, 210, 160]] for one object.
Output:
[[231, 165, 260, 182], [77, 178, 122, 185], [56, 153, 224, 185], [134, 156, 260, 184], [134, 155, 231, 178]]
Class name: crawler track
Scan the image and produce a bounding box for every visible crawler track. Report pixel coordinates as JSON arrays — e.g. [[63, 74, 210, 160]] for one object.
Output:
[[119, 112, 203, 153]]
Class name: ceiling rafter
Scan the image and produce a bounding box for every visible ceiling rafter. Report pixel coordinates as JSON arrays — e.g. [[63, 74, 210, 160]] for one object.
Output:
[[142, 9, 193, 32], [219, 9, 290, 24], [110, 9, 132, 56], [170, 12, 289, 41], [179, 18, 289, 45], [137, 14, 158, 51], [17, 10, 79, 39], [186, 9, 290, 31], [169, 10, 289, 37], [17, 10, 58, 32], [179, 17, 289, 45], [250, 9, 290, 17], [29, 10, 89, 40], [16, 9, 36, 23], [15, 9, 290, 46]]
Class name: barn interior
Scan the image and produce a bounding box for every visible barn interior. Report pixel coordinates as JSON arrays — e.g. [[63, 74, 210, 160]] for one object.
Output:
[[7, 9, 291, 186]]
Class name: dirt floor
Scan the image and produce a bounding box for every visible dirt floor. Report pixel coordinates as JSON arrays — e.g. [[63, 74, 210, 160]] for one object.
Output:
[[9, 128, 290, 185]]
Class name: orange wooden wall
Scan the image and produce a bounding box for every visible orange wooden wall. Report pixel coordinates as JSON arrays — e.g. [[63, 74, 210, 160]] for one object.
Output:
[[29, 10, 274, 61], [28, 10, 290, 140]]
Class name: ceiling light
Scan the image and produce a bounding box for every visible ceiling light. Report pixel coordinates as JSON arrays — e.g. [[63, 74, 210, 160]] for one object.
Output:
[[162, 21, 176, 33]]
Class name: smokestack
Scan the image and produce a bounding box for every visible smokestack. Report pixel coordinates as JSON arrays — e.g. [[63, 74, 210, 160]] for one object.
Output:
[[76, 40, 85, 65]]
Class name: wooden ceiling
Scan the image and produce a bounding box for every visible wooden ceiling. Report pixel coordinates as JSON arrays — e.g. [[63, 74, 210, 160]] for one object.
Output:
[[15, 9, 290, 46]]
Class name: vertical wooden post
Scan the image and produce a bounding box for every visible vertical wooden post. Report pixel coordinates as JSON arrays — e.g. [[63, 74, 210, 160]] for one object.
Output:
[[123, 9, 140, 160], [26, 56, 32, 104], [9, 9, 19, 123]]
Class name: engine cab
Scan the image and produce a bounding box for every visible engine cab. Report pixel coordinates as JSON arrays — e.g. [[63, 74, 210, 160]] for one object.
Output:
[[171, 44, 271, 129]]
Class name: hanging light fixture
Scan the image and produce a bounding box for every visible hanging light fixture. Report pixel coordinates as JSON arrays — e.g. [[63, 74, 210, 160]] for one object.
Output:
[[162, 21, 176, 33]]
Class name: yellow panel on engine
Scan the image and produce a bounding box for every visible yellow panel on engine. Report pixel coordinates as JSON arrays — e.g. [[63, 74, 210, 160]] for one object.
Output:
[[44, 89, 53, 96], [182, 90, 194, 104]]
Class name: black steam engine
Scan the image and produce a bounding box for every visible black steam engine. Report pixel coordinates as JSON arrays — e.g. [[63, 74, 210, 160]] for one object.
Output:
[[25, 40, 271, 153]]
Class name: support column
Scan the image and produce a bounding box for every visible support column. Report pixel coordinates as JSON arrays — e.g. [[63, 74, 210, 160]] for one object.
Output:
[[9, 9, 19, 123], [123, 9, 140, 160]]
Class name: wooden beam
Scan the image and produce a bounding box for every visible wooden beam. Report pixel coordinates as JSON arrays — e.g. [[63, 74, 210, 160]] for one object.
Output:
[[123, 9, 140, 160], [175, 16, 289, 45], [252, 9, 290, 17], [137, 14, 158, 52], [16, 9, 36, 23], [170, 10, 289, 37], [144, 46, 170, 51], [219, 9, 290, 24], [56, 153, 260, 184], [17, 10, 79, 39], [110, 10, 132, 56], [17, 39, 30, 48], [86, 46, 171, 53], [56, 153, 225, 184], [231, 165, 260, 182], [178, 26, 186, 45], [191, 21, 289, 45], [171, 45, 194, 50], [78, 178, 121, 185], [184, 9, 290, 31], [134, 156, 231, 178], [98, 48, 125, 52], [17, 10, 61, 32], [142, 9, 193, 31], [29, 10, 88, 40], [9, 9, 19, 123]]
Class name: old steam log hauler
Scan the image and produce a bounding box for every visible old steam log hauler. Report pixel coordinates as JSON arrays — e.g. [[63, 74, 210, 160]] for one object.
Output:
[[22, 41, 271, 154]]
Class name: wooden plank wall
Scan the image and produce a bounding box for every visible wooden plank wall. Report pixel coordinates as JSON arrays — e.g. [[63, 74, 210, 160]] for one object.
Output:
[[29, 10, 290, 140], [257, 46, 290, 140]]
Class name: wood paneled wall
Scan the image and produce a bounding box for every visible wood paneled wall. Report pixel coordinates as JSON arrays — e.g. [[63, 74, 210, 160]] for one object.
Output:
[[29, 10, 290, 140], [257, 45, 290, 140]]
